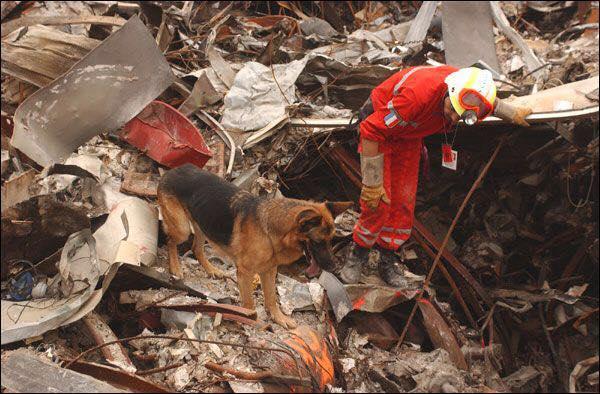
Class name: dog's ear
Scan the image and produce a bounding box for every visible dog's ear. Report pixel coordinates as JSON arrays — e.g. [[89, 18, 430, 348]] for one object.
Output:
[[297, 208, 322, 233], [325, 201, 354, 218]]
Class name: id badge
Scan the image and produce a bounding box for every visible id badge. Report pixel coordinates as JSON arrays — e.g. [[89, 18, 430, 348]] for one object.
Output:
[[442, 144, 458, 170]]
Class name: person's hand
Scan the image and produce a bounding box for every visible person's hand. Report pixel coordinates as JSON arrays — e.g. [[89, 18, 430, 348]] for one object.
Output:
[[360, 184, 390, 210], [494, 99, 533, 127], [513, 105, 533, 127]]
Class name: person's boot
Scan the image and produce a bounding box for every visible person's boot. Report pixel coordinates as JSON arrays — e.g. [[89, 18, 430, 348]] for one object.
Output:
[[375, 245, 407, 287], [339, 241, 370, 284]]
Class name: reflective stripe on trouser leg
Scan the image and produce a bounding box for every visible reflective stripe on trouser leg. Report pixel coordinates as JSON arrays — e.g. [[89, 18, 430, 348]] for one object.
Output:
[[376, 138, 422, 250], [377, 228, 410, 250], [378, 227, 412, 249], [381, 226, 412, 235], [353, 223, 380, 247], [353, 196, 390, 247], [379, 236, 407, 247]]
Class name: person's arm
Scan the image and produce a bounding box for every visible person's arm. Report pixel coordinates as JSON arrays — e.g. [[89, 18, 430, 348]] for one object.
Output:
[[361, 138, 379, 156], [493, 98, 533, 127], [359, 139, 389, 210]]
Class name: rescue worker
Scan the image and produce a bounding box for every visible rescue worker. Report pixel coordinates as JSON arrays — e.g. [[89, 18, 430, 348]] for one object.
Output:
[[339, 65, 532, 286]]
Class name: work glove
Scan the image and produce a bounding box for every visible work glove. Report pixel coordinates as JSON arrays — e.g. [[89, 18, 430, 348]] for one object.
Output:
[[510, 105, 533, 127], [361, 184, 390, 210], [494, 99, 533, 127], [360, 152, 389, 210]]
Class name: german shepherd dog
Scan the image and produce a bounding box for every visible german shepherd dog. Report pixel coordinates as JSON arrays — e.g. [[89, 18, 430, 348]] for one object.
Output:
[[157, 164, 352, 328]]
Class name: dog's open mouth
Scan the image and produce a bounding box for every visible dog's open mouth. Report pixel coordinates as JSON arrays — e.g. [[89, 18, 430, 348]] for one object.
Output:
[[302, 242, 321, 278]]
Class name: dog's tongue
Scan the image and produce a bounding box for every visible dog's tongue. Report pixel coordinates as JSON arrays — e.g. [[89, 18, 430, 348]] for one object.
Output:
[[305, 256, 321, 278]]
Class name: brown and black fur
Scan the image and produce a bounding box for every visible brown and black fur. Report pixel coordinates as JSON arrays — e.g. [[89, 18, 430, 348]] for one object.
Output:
[[157, 164, 352, 328]]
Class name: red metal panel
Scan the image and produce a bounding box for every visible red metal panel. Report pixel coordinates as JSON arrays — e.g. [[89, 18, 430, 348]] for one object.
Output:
[[122, 101, 212, 169]]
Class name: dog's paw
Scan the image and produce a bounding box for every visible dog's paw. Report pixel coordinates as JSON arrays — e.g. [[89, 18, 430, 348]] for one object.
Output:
[[273, 313, 297, 329]]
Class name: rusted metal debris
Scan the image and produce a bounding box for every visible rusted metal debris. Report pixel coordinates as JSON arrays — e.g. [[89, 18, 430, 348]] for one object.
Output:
[[417, 298, 468, 370], [120, 171, 159, 198], [204, 361, 312, 388], [66, 359, 171, 393], [82, 312, 137, 373]]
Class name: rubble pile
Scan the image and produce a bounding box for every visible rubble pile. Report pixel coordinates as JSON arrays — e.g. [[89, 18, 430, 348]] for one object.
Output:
[[1, 1, 598, 392]]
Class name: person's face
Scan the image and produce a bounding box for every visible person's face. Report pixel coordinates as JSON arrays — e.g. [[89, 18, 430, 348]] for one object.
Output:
[[443, 96, 461, 125]]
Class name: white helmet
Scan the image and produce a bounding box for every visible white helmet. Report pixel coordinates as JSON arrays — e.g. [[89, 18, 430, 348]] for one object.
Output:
[[445, 67, 497, 124]]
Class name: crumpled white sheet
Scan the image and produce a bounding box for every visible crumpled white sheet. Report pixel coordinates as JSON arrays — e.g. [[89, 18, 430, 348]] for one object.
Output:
[[220, 57, 309, 132]]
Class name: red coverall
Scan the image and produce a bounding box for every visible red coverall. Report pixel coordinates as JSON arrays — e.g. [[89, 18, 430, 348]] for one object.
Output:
[[353, 65, 458, 250]]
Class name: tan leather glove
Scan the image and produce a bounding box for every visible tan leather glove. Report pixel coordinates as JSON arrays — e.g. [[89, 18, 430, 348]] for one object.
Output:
[[361, 184, 390, 210], [512, 106, 533, 127], [494, 99, 533, 127]]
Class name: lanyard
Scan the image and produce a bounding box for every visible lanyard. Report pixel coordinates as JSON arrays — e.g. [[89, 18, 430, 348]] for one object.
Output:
[[442, 113, 459, 148], [441, 108, 459, 170]]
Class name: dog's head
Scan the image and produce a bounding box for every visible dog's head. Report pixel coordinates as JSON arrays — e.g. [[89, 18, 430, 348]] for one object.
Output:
[[295, 201, 353, 277]]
